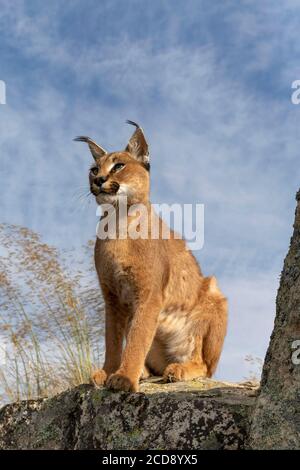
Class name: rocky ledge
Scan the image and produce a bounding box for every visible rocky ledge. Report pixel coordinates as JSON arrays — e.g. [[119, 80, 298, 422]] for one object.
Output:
[[0, 378, 257, 450]]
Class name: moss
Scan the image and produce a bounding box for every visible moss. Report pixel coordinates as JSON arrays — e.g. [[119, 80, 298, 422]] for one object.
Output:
[[34, 423, 61, 448], [91, 388, 112, 406]]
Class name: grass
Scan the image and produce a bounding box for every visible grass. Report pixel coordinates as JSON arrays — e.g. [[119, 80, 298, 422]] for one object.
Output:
[[0, 223, 105, 405]]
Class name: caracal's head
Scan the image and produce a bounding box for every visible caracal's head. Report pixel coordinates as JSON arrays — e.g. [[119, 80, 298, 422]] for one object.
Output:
[[74, 121, 150, 206]]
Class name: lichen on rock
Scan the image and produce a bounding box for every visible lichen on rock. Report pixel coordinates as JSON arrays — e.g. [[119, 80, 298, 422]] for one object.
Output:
[[0, 379, 257, 450]]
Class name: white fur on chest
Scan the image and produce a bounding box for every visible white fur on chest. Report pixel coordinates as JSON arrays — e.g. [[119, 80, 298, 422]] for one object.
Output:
[[157, 308, 195, 363]]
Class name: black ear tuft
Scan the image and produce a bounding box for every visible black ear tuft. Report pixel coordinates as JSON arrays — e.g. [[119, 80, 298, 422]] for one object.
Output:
[[126, 120, 140, 129], [73, 136, 91, 142], [74, 136, 107, 161]]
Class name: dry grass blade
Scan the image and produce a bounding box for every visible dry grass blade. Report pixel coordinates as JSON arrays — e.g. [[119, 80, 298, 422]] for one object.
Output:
[[0, 223, 105, 404]]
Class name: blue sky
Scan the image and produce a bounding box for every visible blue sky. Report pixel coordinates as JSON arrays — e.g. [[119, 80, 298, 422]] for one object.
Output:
[[1, 0, 300, 381]]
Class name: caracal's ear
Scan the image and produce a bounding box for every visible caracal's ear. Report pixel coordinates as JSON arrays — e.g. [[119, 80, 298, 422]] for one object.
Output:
[[125, 120, 150, 168], [73, 136, 107, 161]]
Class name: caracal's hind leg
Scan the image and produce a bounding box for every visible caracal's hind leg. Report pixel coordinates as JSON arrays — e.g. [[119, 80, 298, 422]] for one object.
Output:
[[163, 279, 228, 382], [163, 360, 207, 382], [163, 337, 208, 382]]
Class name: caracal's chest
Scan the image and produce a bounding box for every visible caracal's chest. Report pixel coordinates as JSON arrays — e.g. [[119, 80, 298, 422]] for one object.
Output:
[[95, 239, 137, 306]]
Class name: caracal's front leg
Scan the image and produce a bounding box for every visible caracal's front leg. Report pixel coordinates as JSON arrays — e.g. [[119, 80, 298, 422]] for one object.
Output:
[[106, 295, 162, 392], [92, 291, 126, 387]]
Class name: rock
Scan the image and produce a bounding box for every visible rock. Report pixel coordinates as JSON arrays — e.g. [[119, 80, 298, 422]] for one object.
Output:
[[248, 191, 300, 449], [0, 379, 257, 450]]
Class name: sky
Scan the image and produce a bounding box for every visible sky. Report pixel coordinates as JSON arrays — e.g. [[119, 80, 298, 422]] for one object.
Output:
[[0, 0, 300, 381]]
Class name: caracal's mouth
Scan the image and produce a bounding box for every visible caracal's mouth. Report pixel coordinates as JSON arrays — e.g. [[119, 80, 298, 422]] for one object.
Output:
[[94, 191, 119, 205], [91, 182, 120, 197], [92, 183, 131, 205]]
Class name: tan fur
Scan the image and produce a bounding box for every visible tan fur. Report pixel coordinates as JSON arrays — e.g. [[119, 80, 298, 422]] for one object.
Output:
[[76, 123, 227, 392]]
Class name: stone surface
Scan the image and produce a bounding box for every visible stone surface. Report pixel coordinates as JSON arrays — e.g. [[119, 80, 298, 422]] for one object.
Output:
[[0, 378, 257, 450], [249, 191, 300, 449]]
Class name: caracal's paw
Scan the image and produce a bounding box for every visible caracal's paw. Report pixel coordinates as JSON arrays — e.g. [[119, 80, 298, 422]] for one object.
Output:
[[91, 369, 107, 387], [163, 362, 207, 382], [163, 363, 190, 382], [106, 372, 139, 392]]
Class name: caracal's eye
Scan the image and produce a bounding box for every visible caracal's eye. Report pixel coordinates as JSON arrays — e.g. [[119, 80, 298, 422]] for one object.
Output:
[[90, 166, 98, 176], [111, 163, 125, 173]]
